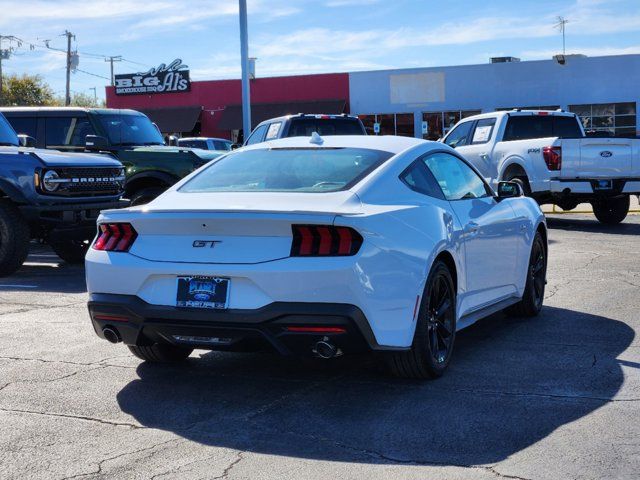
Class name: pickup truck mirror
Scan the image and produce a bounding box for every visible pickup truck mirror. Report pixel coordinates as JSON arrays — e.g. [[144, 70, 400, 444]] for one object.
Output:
[[17, 134, 36, 148], [497, 181, 523, 199], [85, 135, 109, 150]]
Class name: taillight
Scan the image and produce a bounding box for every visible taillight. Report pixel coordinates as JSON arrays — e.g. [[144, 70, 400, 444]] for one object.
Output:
[[291, 225, 363, 257], [543, 146, 562, 171], [93, 223, 137, 252]]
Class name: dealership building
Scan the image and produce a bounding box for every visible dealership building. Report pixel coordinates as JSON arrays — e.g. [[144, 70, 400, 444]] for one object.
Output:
[[106, 54, 640, 141]]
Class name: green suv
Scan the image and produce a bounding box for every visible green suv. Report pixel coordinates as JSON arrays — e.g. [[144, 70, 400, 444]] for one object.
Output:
[[0, 107, 221, 205]]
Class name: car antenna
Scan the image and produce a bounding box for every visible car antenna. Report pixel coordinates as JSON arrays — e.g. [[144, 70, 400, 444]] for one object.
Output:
[[309, 132, 324, 145]]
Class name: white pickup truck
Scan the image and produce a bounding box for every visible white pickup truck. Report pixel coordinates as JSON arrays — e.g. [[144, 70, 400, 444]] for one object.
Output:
[[442, 110, 640, 224]]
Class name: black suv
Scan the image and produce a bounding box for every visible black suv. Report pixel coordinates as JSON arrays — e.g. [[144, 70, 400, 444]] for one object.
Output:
[[244, 114, 366, 145], [0, 107, 212, 205]]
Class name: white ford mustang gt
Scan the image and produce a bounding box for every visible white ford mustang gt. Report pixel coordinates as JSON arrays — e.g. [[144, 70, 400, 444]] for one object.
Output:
[[86, 134, 547, 378]]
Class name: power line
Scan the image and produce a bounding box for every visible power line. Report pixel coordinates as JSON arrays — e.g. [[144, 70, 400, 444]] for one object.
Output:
[[75, 68, 110, 80]]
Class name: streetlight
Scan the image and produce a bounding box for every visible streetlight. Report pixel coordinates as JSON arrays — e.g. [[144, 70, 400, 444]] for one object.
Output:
[[239, 0, 251, 141]]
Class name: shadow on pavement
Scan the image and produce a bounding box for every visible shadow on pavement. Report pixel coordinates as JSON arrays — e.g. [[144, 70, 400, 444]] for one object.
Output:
[[546, 215, 640, 235], [117, 306, 634, 466]]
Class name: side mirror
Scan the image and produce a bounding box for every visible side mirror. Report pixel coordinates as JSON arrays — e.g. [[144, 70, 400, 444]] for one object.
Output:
[[231, 143, 241, 150], [497, 181, 523, 199], [17, 134, 36, 148], [85, 135, 109, 150]]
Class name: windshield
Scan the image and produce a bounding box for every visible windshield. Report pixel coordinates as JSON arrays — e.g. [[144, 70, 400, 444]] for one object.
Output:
[[181, 147, 392, 193], [97, 113, 164, 146], [0, 114, 19, 146], [179, 140, 207, 149]]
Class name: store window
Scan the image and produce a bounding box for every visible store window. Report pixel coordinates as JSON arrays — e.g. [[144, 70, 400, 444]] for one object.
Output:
[[421, 110, 481, 141], [568, 102, 636, 137], [357, 113, 415, 137]]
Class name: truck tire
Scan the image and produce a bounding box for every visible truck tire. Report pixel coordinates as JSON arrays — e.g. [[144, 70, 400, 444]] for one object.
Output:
[[592, 196, 629, 225], [0, 199, 30, 276], [129, 187, 166, 206], [49, 238, 90, 264]]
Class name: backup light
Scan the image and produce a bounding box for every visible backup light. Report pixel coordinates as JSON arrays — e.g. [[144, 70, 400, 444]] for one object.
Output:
[[93, 223, 137, 252], [291, 225, 363, 257]]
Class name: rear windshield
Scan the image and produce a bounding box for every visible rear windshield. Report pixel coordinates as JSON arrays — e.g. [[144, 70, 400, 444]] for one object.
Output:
[[179, 140, 207, 149], [180, 147, 392, 193], [0, 114, 19, 146], [287, 118, 364, 137], [503, 115, 583, 141]]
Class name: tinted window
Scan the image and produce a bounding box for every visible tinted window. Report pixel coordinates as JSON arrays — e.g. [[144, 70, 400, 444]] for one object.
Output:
[[287, 119, 364, 137], [553, 116, 583, 138], [423, 152, 490, 200], [470, 118, 496, 144], [179, 140, 207, 149], [444, 121, 473, 147], [96, 113, 164, 146], [503, 116, 553, 141], [181, 147, 392, 193], [265, 122, 282, 140], [0, 114, 19, 146], [45, 116, 96, 148], [400, 160, 445, 199], [213, 140, 231, 151], [245, 125, 267, 145], [7, 116, 37, 138]]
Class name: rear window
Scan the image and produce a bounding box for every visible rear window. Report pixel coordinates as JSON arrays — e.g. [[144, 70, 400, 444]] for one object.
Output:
[[179, 140, 207, 149], [180, 147, 392, 193], [503, 115, 583, 141], [287, 118, 364, 137]]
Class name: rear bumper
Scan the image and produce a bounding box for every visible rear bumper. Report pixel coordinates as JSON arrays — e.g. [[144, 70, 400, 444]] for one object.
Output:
[[549, 178, 640, 196], [88, 293, 403, 355]]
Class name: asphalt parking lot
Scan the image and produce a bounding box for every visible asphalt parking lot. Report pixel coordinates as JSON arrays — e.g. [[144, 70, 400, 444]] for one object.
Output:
[[0, 214, 638, 480]]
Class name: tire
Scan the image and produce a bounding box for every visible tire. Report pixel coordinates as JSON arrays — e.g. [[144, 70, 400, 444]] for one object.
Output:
[[383, 260, 456, 379], [0, 199, 30, 276], [128, 344, 193, 363], [129, 187, 166, 206], [592, 196, 629, 225], [506, 231, 546, 318], [49, 238, 90, 264]]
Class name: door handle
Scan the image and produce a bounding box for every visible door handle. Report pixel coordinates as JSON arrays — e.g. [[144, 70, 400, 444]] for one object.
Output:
[[465, 222, 480, 236], [479, 153, 489, 160]]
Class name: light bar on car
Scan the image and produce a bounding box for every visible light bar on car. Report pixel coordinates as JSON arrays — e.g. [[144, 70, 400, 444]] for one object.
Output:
[[93, 223, 138, 252], [290, 225, 363, 257]]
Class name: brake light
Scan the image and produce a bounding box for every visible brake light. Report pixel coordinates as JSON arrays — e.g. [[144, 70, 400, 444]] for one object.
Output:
[[285, 326, 347, 333], [291, 225, 363, 256], [543, 146, 562, 171], [93, 223, 138, 252]]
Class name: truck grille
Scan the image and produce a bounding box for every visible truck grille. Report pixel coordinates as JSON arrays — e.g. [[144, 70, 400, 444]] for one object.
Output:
[[42, 167, 125, 197]]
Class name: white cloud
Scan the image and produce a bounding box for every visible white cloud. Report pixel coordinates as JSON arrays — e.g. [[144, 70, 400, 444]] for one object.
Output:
[[521, 45, 640, 59]]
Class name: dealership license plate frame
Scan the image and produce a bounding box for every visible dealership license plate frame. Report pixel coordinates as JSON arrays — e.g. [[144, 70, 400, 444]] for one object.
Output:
[[594, 179, 613, 190], [176, 276, 230, 310]]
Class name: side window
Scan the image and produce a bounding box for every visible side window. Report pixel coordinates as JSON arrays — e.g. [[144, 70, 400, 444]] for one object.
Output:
[[400, 160, 445, 200], [423, 152, 490, 200], [265, 122, 282, 140], [6, 117, 37, 138], [470, 118, 496, 144], [444, 121, 473, 148], [245, 125, 267, 145], [45, 116, 95, 148]]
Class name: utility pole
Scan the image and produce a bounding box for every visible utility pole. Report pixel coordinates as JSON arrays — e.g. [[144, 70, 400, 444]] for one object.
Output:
[[239, 0, 251, 142], [0, 36, 4, 106], [89, 87, 97, 105], [64, 30, 75, 106], [105, 55, 122, 85]]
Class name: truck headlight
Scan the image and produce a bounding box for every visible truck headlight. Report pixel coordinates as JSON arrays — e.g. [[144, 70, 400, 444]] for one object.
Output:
[[42, 170, 61, 192]]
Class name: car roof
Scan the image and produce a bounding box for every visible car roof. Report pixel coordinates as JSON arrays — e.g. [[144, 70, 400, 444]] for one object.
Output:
[[255, 113, 360, 127], [459, 110, 576, 123], [241, 134, 427, 154], [0, 107, 144, 116], [179, 137, 230, 142]]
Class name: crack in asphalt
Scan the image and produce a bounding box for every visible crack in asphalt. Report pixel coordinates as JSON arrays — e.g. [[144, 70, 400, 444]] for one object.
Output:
[[212, 451, 244, 480], [0, 355, 136, 370], [0, 407, 144, 429]]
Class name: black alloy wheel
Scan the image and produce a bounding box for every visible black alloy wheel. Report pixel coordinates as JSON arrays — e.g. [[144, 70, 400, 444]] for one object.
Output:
[[506, 231, 547, 317]]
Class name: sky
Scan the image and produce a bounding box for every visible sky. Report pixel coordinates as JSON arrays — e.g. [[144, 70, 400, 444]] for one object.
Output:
[[0, 0, 639, 101]]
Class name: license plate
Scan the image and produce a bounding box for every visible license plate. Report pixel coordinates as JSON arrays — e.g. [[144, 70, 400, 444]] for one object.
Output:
[[594, 180, 613, 190], [176, 276, 230, 309]]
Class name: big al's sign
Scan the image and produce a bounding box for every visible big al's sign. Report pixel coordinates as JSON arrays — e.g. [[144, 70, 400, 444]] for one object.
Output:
[[114, 59, 190, 95]]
